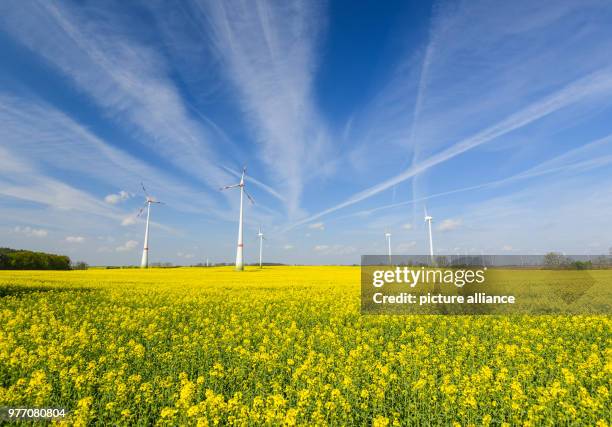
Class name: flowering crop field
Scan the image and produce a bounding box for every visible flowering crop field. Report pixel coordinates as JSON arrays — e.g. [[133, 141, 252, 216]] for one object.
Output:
[[0, 267, 610, 426]]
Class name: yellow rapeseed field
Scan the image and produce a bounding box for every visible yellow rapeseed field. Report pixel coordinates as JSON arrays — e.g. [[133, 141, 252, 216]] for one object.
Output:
[[0, 267, 610, 426]]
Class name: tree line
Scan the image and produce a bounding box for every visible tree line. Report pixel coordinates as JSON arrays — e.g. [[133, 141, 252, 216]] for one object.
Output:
[[0, 248, 72, 270]]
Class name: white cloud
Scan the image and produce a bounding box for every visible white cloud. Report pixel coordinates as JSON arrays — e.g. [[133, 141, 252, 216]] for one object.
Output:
[[116, 240, 138, 252], [314, 245, 329, 252], [65, 236, 85, 243], [283, 244, 294, 250], [438, 219, 462, 232], [105, 190, 131, 204], [308, 222, 325, 231], [402, 223, 413, 230], [14, 226, 48, 237], [121, 216, 137, 226], [501, 245, 513, 251]]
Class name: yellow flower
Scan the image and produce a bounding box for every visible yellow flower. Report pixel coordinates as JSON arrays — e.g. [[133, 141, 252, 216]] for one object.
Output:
[[373, 416, 390, 427], [160, 407, 178, 419]]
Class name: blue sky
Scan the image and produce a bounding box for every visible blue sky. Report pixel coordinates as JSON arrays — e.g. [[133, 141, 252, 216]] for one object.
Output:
[[1, 0, 612, 265]]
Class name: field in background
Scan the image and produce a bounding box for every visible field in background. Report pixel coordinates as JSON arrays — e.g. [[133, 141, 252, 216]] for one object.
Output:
[[0, 267, 609, 426]]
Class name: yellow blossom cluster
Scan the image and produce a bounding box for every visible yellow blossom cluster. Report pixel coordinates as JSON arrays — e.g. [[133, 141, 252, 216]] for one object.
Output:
[[0, 267, 609, 425]]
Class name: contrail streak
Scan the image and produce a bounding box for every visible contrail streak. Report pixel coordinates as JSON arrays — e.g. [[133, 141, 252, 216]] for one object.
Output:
[[285, 69, 612, 231], [346, 155, 612, 219]]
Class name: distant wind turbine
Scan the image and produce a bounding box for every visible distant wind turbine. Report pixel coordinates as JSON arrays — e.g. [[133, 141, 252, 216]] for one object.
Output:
[[138, 183, 164, 268], [385, 232, 392, 265], [424, 207, 434, 265], [257, 227, 265, 268], [221, 167, 255, 271]]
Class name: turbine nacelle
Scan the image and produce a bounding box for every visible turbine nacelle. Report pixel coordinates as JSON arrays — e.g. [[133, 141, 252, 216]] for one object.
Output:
[[240, 166, 246, 185], [220, 167, 255, 204], [424, 206, 433, 222]]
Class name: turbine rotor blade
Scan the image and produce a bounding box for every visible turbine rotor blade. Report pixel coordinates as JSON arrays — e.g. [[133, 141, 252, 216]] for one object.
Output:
[[244, 190, 255, 205], [141, 182, 150, 198], [220, 184, 240, 190], [137, 202, 147, 217]]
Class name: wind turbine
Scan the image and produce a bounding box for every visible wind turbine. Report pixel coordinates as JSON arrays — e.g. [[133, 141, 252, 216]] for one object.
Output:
[[385, 232, 392, 265], [424, 207, 434, 265], [257, 227, 265, 268], [138, 183, 163, 268], [220, 167, 255, 271]]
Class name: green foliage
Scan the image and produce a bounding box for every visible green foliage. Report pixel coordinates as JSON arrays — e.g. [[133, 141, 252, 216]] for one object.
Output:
[[72, 261, 89, 270], [571, 260, 592, 270], [543, 253, 594, 270], [543, 252, 566, 267], [0, 248, 71, 270]]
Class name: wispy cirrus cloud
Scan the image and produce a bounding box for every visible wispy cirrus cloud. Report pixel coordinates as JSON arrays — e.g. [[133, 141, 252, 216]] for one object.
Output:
[[0, 0, 232, 189], [0, 93, 221, 217], [151, 0, 330, 216], [289, 69, 612, 230], [14, 226, 48, 238], [0, 95, 185, 241], [0, 144, 124, 222], [330, 0, 612, 229], [342, 132, 612, 219]]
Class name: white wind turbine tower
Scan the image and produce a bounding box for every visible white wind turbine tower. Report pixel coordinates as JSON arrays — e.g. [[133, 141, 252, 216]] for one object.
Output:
[[220, 167, 255, 271], [424, 207, 434, 265], [257, 227, 265, 268], [385, 232, 392, 265], [138, 183, 164, 268]]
